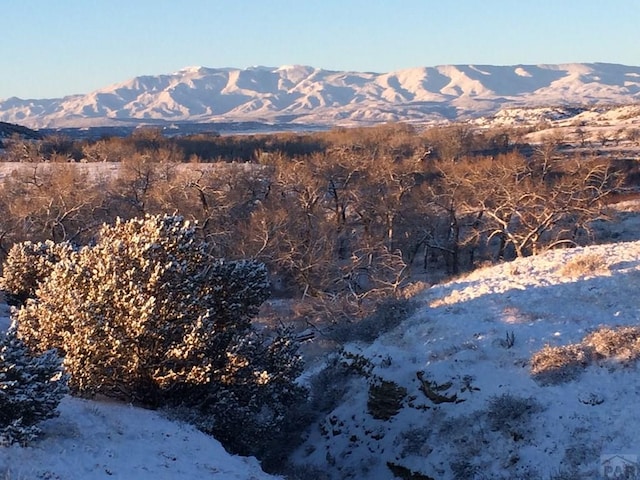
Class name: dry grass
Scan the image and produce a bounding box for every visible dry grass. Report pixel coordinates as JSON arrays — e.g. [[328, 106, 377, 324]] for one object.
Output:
[[530, 344, 591, 385], [400, 280, 430, 299], [582, 326, 640, 362], [531, 325, 640, 384], [558, 252, 608, 278]]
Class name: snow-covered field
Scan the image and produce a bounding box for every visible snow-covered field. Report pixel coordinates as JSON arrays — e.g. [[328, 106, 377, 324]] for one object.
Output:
[[292, 240, 640, 479]]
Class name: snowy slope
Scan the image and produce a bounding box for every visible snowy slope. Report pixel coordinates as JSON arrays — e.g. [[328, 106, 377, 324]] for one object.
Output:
[[293, 240, 640, 479], [0, 389, 280, 479], [474, 103, 640, 129], [1, 63, 639, 128]]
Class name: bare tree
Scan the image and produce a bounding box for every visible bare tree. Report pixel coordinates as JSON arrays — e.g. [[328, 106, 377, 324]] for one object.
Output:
[[423, 124, 475, 161], [532, 132, 566, 181], [626, 128, 640, 146], [0, 163, 108, 250], [470, 154, 618, 259], [574, 127, 588, 148]]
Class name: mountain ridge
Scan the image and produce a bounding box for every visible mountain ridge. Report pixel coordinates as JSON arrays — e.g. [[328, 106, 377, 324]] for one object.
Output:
[[2, 62, 639, 128]]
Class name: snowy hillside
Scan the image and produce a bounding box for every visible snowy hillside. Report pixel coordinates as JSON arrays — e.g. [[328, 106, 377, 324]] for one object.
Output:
[[0, 394, 281, 480], [293, 240, 640, 479], [0, 122, 40, 140], [1, 63, 639, 128], [473, 103, 640, 130]]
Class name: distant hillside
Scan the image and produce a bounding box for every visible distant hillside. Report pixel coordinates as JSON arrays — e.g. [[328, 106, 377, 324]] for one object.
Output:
[[1, 63, 639, 128], [0, 121, 41, 140]]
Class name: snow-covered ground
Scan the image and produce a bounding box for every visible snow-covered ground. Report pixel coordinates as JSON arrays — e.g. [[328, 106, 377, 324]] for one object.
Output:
[[292, 240, 640, 479], [0, 394, 281, 479]]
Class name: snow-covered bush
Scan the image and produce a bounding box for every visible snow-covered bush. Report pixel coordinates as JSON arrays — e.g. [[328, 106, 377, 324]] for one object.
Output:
[[486, 394, 542, 439], [13, 214, 307, 463], [15, 215, 266, 400], [0, 323, 68, 445], [0, 240, 75, 306], [177, 326, 307, 468]]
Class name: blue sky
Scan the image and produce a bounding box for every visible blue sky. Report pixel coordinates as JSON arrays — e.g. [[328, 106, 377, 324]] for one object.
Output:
[[2, 0, 638, 99]]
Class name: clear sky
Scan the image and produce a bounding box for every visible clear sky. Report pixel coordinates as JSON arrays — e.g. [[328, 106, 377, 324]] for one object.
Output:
[[2, 0, 638, 100]]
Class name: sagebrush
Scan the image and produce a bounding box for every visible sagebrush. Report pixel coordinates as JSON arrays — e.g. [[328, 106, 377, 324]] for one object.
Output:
[[531, 325, 640, 384]]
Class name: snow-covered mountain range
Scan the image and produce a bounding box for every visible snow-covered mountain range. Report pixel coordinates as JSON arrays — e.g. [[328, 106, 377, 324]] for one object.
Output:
[[2, 63, 640, 129]]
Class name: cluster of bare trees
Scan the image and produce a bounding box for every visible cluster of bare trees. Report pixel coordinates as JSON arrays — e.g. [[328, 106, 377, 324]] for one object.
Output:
[[0, 123, 622, 307], [424, 153, 616, 271]]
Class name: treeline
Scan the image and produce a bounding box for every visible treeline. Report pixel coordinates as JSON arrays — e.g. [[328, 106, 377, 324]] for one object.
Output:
[[0, 123, 624, 309], [2, 122, 521, 164]]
